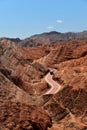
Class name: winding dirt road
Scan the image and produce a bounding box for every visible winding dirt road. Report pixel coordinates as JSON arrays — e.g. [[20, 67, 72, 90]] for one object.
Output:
[[44, 69, 61, 95]]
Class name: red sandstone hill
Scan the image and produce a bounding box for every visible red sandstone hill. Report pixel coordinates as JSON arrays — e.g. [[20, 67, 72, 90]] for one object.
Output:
[[37, 39, 87, 67], [0, 39, 52, 130], [37, 39, 87, 129], [0, 37, 87, 130]]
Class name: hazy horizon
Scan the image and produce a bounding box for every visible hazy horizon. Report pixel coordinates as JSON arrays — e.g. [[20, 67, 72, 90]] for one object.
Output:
[[0, 0, 87, 38], [0, 30, 87, 40]]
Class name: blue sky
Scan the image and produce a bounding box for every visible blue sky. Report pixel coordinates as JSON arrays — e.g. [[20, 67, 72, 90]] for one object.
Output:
[[0, 0, 87, 39]]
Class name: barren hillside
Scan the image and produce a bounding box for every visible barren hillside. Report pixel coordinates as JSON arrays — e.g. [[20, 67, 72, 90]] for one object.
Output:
[[0, 37, 87, 130]]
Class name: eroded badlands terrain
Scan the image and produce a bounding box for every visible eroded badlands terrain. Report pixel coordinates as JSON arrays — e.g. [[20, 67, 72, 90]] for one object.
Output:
[[0, 36, 87, 130]]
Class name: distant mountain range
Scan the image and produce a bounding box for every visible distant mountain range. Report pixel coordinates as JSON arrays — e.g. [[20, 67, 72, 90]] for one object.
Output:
[[18, 30, 87, 47], [0, 37, 21, 43], [0, 31, 87, 47]]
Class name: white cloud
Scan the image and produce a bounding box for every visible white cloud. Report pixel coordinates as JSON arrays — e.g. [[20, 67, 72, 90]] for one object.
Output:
[[47, 26, 54, 29], [56, 19, 63, 23]]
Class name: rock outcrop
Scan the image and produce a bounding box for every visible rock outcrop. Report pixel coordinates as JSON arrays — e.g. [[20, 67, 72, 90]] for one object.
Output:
[[0, 101, 52, 130]]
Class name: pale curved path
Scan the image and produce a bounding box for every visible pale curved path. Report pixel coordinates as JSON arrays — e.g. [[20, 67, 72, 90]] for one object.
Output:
[[44, 69, 61, 95]]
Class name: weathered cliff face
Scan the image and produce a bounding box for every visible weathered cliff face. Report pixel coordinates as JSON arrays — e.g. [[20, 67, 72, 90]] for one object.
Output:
[[0, 40, 49, 95], [37, 39, 87, 67], [43, 41, 87, 130], [0, 72, 34, 104], [0, 101, 52, 130], [0, 40, 52, 130], [0, 72, 52, 130], [0, 73, 52, 130]]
